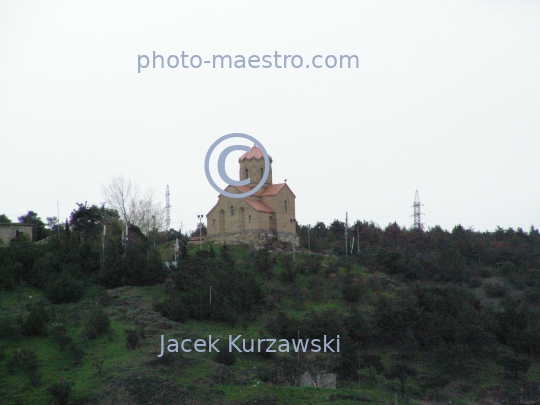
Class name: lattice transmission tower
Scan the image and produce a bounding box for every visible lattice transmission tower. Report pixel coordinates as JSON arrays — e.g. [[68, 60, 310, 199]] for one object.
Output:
[[412, 190, 424, 229], [165, 185, 171, 231]]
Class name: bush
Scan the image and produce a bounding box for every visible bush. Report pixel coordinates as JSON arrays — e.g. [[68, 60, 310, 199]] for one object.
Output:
[[342, 282, 363, 303], [6, 347, 40, 385], [256, 364, 279, 383], [279, 255, 297, 282], [214, 342, 236, 366], [68, 344, 84, 365], [0, 315, 22, 338], [0, 263, 16, 290], [84, 306, 110, 339], [125, 328, 140, 350], [497, 353, 531, 379], [306, 255, 323, 273], [154, 296, 188, 323], [484, 280, 507, 298], [22, 303, 50, 336], [49, 324, 72, 351], [47, 378, 73, 405], [46, 272, 85, 304], [254, 249, 274, 277]]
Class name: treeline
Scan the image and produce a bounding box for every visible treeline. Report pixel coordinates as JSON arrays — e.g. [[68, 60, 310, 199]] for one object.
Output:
[[2, 205, 540, 401], [298, 221, 540, 284], [0, 203, 177, 300]]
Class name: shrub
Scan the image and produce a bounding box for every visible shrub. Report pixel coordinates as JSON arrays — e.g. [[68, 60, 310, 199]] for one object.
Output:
[[49, 324, 72, 351], [0, 263, 16, 290], [22, 303, 50, 336], [214, 342, 236, 366], [254, 249, 274, 277], [342, 282, 363, 303], [497, 353, 531, 379], [484, 280, 507, 298], [279, 256, 297, 282], [46, 272, 85, 304], [68, 344, 84, 365], [154, 296, 188, 323], [125, 328, 140, 350], [307, 255, 323, 273], [0, 315, 21, 338], [6, 348, 40, 385], [84, 306, 110, 339], [47, 378, 73, 405], [256, 364, 279, 383], [213, 363, 232, 384]]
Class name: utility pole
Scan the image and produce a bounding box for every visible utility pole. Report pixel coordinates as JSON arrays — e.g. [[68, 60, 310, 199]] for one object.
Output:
[[165, 185, 171, 231], [197, 215, 204, 250], [290, 219, 297, 262], [357, 223, 359, 255], [152, 215, 156, 247], [174, 238, 179, 263], [308, 224, 311, 252], [412, 190, 424, 230], [57, 200, 60, 238], [102, 224, 106, 262], [345, 212, 348, 256]]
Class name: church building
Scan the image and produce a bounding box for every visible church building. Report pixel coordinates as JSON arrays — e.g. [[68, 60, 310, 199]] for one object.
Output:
[[206, 145, 299, 246]]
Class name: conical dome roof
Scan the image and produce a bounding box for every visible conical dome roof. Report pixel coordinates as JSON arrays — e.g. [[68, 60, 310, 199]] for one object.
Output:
[[238, 145, 273, 162]]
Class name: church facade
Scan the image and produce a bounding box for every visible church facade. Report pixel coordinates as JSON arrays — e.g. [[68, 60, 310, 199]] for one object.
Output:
[[206, 145, 299, 246]]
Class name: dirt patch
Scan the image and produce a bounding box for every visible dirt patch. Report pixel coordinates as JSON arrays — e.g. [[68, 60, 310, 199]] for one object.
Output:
[[106, 286, 176, 338]]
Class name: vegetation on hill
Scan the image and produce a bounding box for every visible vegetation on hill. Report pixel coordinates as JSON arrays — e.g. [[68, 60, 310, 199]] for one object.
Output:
[[1, 204, 540, 404]]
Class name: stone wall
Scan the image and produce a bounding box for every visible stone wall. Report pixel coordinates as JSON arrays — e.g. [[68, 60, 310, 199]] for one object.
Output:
[[205, 229, 299, 247]]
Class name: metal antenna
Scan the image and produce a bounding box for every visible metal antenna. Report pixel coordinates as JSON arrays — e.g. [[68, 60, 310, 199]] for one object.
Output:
[[165, 185, 171, 231], [412, 190, 424, 229]]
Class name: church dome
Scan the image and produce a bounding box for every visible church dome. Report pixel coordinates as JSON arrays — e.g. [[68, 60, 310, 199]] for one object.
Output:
[[238, 145, 273, 162]]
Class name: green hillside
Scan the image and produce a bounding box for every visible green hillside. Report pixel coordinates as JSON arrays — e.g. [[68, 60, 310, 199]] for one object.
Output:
[[1, 208, 540, 404]]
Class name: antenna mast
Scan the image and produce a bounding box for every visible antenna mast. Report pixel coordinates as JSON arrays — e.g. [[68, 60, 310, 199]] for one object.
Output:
[[165, 185, 171, 231], [412, 190, 424, 230]]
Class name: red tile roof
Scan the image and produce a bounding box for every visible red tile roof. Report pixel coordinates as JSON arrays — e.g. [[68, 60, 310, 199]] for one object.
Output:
[[245, 200, 274, 213], [235, 185, 252, 193], [261, 183, 286, 196], [239, 145, 273, 162]]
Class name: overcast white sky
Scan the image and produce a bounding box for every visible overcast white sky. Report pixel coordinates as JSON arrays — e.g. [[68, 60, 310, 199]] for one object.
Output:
[[1, 1, 539, 234]]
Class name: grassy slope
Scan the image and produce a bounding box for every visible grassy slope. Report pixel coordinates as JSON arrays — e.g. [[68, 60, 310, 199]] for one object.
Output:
[[1, 244, 538, 404]]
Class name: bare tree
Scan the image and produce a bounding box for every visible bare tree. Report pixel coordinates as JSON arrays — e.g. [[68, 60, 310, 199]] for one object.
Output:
[[102, 176, 164, 235]]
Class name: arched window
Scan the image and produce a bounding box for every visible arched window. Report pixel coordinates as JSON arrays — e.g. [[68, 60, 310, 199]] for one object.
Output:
[[269, 215, 277, 232], [219, 210, 225, 233], [284, 200, 288, 213], [248, 215, 251, 223], [245, 168, 248, 180], [212, 219, 216, 228], [260, 167, 264, 179], [230, 205, 234, 216], [239, 207, 245, 231]]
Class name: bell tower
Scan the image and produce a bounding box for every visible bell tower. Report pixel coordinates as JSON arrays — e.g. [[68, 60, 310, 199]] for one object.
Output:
[[238, 145, 273, 186]]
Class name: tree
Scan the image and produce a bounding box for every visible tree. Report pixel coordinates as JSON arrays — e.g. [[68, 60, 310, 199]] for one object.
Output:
[[190, 222, 207, 237], [69, 202, 110, 240], [385, 361, 417, 399], [359, 352, 384, 384], [497, 353, 531, 379], [18, 211, 48, 241], [102, 176, 164, 236], [0, 214, 12, 224], [47, 378, 73, 405]]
